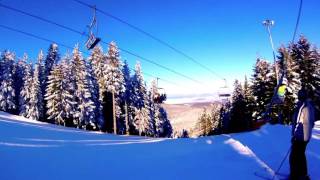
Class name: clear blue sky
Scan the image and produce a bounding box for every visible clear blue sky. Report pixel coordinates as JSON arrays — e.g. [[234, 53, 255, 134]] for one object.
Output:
[[0, 0, 319, 101]]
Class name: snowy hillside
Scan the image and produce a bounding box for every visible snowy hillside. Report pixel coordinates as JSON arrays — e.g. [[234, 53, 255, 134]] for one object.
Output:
[[163, 102, 215, 131], [0, 111, 319, 180]]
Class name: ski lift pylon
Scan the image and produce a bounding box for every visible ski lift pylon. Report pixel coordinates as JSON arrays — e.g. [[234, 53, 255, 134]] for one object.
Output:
[[85, 5, 101, 50]]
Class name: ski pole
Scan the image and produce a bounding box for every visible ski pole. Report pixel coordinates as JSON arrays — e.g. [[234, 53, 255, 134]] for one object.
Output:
[[271, 146, 291, 180]]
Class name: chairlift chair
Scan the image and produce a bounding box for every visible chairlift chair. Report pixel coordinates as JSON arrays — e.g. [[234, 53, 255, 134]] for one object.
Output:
[[218, 89, 231, 102], [153, 78, 167, 104], [86, 35, 101, 50], [218, 79, 231, 102], [85, 5, 101, 50], [154, 88, 167, 104]]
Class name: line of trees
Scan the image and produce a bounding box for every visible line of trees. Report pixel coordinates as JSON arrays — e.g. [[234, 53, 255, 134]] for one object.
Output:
[[194, 36, 320, 137], [0, 41, 172, 137]]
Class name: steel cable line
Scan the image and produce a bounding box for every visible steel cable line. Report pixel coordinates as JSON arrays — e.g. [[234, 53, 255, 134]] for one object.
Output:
[[0, 3, 84, 35], [73, 0, 225, 80], [0, 2, 203, 85], [292, 0, 303, 43], [0, 24, 183, 87], [0, 24, 74, 50]]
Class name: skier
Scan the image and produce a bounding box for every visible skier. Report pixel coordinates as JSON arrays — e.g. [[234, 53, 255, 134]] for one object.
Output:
[[276, 78, 287, 104], [289, 88, 315, 180], [252, 78, 288, 130]]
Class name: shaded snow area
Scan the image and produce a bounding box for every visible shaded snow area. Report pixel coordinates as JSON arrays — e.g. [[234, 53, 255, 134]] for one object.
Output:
[[0, 111, 319, 180]]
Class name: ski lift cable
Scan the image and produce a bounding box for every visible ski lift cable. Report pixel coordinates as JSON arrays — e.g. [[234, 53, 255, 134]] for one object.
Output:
[[73, 0, 225, 80], [292, 0, 303, 43], [0, 24, 183, 88], [0, 3, 84, 35], [128, 67, 183, 87], [0, 3, 203, 85], [115, 46, 203, 85], [141, 72, 183, 87], [0, 24, 74, 50]]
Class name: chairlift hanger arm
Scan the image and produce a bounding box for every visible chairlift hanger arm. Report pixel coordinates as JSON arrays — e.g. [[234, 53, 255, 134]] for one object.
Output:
[[85, 4, 101, 50], [88, 5, 97, 30]]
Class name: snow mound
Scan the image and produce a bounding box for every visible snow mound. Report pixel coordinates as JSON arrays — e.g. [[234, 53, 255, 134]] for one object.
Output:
[[0, 111, 319, 180]]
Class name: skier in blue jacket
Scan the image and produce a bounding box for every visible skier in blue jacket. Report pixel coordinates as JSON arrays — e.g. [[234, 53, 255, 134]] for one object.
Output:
[[289, 88, 315, 180]]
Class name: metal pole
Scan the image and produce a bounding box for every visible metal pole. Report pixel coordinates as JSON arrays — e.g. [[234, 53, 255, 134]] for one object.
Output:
[[263, 20, 279, 85], [125, 101, 129, 135], [112, 90, 117, 134], [263, 20, 284, 124], [271, 147, 291, 180], [156, 77, 160, 89]]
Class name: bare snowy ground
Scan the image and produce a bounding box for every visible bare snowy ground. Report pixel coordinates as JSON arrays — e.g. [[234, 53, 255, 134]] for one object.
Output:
[[0, 111, 319, 180], [163, 102, 215, 132]]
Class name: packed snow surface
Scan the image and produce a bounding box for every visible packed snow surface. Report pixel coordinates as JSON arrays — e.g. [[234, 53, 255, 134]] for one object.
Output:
[[0, 111, 319, 180]]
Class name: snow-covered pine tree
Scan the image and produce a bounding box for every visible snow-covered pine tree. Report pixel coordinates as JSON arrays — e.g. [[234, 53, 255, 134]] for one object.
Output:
[[88, 46, 106, 100], [86, 59, 103, 130], [0, 51, 2, 82], [71, 45, 95, 129], [251, 58, 277, 121], [291, 37, 318, 90], [130, 62, 151, 135], [133, 106, 150, 136], [229, 79, 248, 132], [60, 53, 78, 127], [104, 41, 125, 133], [205, 112, 214, 135], [243, 75, 254, 128], [148, 79, 172, 137], [37, 51, 46, 102], [131, 62, 146, 109], [278, 46, 301, 124], [145, 90, 155, 136], [279, 46, 301, 101], [150, 79, 161, 137], [122, 60, 132, 134], [180, 129, 189, 138], [291, 36, 320, 117], [27, 59, 44, 121], [45, 64, 64, 125], [36, 50, 45, 120], [218, 101, 231, 133], [37, 50, 45, 83], [136, 83, 154, 137], [44, 44, 59, 121], [105, 41, 125, 100], [19, 62, 33, 117], [193, 103, 222, 136], [122, 61, 131, 101], [210, 103, 222, 135], [13, 53, 28, 114], [158, 106, 172, 137], [44, 44, 59, 80], [0, 51, 16, 113], [313, 47, 320, 118], [196, 108, 212, 136]]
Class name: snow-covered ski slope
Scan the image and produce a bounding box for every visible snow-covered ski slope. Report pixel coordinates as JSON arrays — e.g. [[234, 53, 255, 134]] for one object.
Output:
[[0, 111, 319, 180]]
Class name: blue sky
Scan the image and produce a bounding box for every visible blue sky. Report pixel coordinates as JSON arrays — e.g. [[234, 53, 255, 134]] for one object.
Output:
[[1, 0, 319, 102]]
